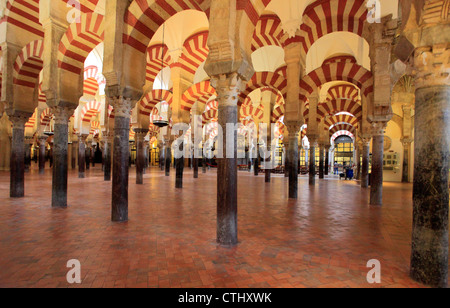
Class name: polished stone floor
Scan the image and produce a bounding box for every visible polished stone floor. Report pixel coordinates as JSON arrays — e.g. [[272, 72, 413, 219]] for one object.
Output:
[[0, 164, 447, 288]]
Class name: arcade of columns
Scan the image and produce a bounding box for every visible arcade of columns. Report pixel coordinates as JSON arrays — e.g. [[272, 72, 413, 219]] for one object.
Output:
[[0, 0, 448, 288]]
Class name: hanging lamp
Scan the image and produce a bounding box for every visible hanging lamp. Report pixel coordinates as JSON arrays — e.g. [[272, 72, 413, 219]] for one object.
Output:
[[153, 23, 170, 128]]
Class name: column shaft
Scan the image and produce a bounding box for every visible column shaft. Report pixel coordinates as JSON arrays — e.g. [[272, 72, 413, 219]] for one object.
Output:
[[309, 145, 316, 185], [78, 138, 86, 178], [410, 85, 449, 288], [10, 123, 26, 198], [175, 141, 184, 188], [361, 143, 370, 188], [288, 137, 299, 198], [319, 146, 324, 179], [104, 139, 112, 181], [39, 138, 47, 174], [370, 135, 384, 206]]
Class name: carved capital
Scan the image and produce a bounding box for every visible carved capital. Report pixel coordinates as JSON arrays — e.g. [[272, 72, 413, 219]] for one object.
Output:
[[371, 122, 387, 136], [413, 43, 450, 89], [210, 73, 245, 108], [8, 111, 31, 129], [401, 137, 414, 147], [52, 106, 74, 125], [133, 128, 149, 141], [110, 96, 136, 118]]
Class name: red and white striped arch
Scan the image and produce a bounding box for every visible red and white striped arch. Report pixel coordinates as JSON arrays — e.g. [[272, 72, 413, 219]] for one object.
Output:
[[13, 40, 44, 88], [146, 44, 172, 85], [58, 13, 104, 75], [317, 99, 362, 122], [25, 110, 37, 129], [205, 100, 218, 112], [181, 80, 216, 112], [83, 66, 100, 97], [324, 114, 359, 130], [327, 84, 360, 101], [251, 15, 284, 52], [178, 31, 209, 80], [81, 101, 101, 122], [240, 103, 264, 122], [331, 130, 355, 143], [139, 89, 173, 116], [299, 0, 367, 55], [274, 65, 287, 79], [40, 108, 53, 127], [38, 83, 46, 104], [123, 0, 206, 54], [299, 58, 373, 104], [89, 120, 100, 136], [329, 123, 356, 136], [148, 124, 160, 137], [202, 108, 218, 125], [2, 0, 43, 37], [239, 72, 287, 106]]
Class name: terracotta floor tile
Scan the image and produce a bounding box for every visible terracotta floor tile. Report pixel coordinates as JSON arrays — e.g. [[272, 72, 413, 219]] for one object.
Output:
[[0, 166, 448, 288]]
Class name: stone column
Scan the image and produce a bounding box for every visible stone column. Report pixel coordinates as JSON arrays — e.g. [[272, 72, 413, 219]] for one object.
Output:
[[51, 106, 73, 208], [85, 141, 91, 170], [173, 133, 185, 189], [211, 73, 244, 246], [160, 142, 165, 171], [309, 138, 317, 186], [134, 129, 148, 185], [38, 135, 48, 174], [165, 141, 172, 176], [401, 138, 412, 183], [264, 144, 271, 183], [370, 123, 386, 206], [103, 134, 112, 181], [319, 144, 325, 179], [254, 143, 259, 176], [361, 137, 371, 188], [355, 144, 361, 180], [111, 97, 134, 222], [71, 140, 78, 170], [24, 136, 32, 173], [410, 44, 449, 288], [78, 135, 87, 178], [286, 124, 300, 198], [193, 144, 199, 179], [8, 112, 29, 198], [324, 145, 330, 176], [284, 142, 289, 178]]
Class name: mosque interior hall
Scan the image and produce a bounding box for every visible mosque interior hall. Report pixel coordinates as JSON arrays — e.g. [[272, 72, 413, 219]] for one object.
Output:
[[0, 0, 449, 289]]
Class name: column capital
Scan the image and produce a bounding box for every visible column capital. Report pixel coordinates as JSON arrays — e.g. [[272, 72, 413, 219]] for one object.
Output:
[[133, 128, 149, 141], [401, 137, 414, 146], [109, 96, 136, 118], [210, 72, 246, 107], [371, 122, 387, 136], [52, 106, 75, 125], [413, 43, 450, 89], [7, 111, 31, 129], [285, 121, 301, 137]]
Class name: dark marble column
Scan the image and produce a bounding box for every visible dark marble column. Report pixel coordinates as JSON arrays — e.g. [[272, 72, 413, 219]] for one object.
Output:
[[9, 113, 29, 198], [165, 143, 172, 176], [309, 141, 317, 186], [214, 73, 242, 246], [71, 141, 78, 170], [103, 135, 112, 181], [111, 98, 133, 222], [264, 146, 271, 183], [85, 142, 91, 170], [286, 127, 299, 199], [24, 137, 32, 173], [319, 145, 324, 179], [78, 135, 87, 178], [355, 144, 361, 180], [160, 144, 165, 171], [175, 139, 184, 189], [38, 136, 47, 174], [370, 127, 385, 206], [253, 144, 259, 176], [361, 139, 371, 188], [193, 144, 199, 179], [324, 146, 330, 176], [202, 150, 207, 174], [401, 139, 412, 183], [134, 129, 148, 185], [410, 84, 449, 288], [284, 144, 289, 178], [51, 107, 73, 208]]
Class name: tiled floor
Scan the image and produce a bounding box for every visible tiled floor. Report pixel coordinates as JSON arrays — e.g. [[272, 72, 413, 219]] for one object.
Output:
[[0, 165, 447, 288]]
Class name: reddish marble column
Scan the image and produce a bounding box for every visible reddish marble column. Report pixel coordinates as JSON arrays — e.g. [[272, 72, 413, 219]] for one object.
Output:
[[134, 129, 148, 185], [411, 84, 449, 288], [319, 145, 324, 179], [111, 98, 133, 222], [38, 136, 48, 174], [370, 127, 385, 206], [78, 135, 87, 178], [51, 107, 73, 208], [71, 141, 78, 170], [361, 139, 371, 188], [9, 113, 29, 198]]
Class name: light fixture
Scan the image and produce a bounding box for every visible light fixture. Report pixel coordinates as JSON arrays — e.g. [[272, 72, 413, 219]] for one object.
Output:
[[153, 22, 169, 128]]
